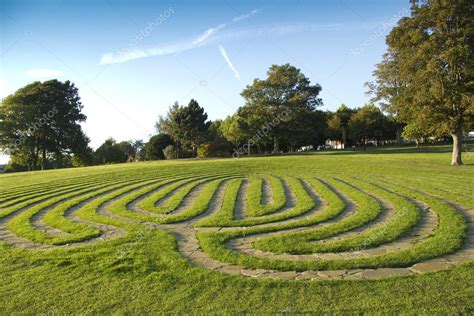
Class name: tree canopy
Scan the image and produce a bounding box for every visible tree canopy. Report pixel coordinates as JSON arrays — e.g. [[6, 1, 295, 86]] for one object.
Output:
[[0, 79, 89, 170], [143, 133, 174, 160], [240, 64, 323, 152], [157, 99, 210, 157], [368, 0, 474, 164]]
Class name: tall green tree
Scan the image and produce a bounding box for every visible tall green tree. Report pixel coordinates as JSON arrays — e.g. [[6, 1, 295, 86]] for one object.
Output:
[[326, 104, 356, 146], [116, 141, 137, 162], [157, 99, 210, 157], [240, 64, 322, 153], [184, 99, 211, 151], [197, 120, 232, 158], [368, 0, 474, 165], [286, 109, 327, 150], [94, 138, 128, 164], [348, 104, 385, 150], [220, 114, 247, 149], [0, 79, 89, 170]]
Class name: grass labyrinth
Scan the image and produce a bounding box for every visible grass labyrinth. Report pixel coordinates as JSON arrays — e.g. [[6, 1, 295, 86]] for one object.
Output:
[[0, 148, 473, 313]]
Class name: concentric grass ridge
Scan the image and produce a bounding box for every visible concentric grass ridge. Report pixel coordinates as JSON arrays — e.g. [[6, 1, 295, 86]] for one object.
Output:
[[0, 169, 472, 280]]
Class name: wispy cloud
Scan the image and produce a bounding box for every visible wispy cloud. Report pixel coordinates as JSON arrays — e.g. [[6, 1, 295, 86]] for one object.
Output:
[[100, 9, 259, 65], [192, 24, 226, 46], [218, 45, 240, 81], [233, 9, 259, 22], [26, 68, 63, 78], [100, 40, 194, 64]]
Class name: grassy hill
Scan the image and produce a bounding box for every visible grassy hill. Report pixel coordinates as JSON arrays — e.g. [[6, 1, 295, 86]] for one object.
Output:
[[0, 147, 472, 314]]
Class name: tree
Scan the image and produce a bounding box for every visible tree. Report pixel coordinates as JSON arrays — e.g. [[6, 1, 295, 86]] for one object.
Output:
[[348, 104, 385, 150], [0, 79, 90, 170], [143, 134, 174, 160], [131, 140, 145, 161], [368, 0, 474, 165], [402, 124, 431, 147], [116, 141, 137, 162], [220, 114, 246, 148], [156, 102, 184, 158], [157, 99, 210, 157], [184, 99, 211, 151], [326, 104, 356, 146], [197, 120, 232, 158], [286, 109, 327, 150], [240, 64, 322, 153], [220, 112, 256, 156], [72, 146, 95, 167], [163, 145, 176, 160], [94, 138, 128, 164]]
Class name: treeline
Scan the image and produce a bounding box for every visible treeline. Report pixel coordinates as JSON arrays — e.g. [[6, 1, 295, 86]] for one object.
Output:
[[62, 102, 404, 167], [0, 65, 405, 173]]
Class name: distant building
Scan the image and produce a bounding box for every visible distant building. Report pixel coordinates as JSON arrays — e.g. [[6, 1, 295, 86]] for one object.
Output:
[[325, 139, 344, 149]]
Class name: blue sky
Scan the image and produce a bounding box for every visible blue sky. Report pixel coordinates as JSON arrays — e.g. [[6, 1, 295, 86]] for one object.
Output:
[[0, 0, 410, 164]]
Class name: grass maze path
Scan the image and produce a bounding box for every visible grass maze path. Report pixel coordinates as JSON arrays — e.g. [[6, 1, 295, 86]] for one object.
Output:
[[0, 170, 472, 281]]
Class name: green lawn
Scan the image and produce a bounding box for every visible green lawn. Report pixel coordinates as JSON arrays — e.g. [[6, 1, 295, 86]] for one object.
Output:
[[0, 146, 473, 314]]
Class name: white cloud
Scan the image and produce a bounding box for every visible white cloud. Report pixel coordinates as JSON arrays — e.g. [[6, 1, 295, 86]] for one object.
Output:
[[192, 24, 226, 46], [100, 9, 259, 65], [100, 24, 227, 65], [100, 41, 193, 64], [218, 45, 240, 81], [26, 68, 63, 78], [233, 9, 259, 22]]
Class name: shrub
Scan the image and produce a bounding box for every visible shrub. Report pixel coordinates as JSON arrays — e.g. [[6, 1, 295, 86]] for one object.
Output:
[[197, 142, 231, 158], [163, 145, 176, 160]]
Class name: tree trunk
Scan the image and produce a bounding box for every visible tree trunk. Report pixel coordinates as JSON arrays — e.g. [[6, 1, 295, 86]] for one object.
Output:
[[342, 128, 347, 147], [451, 128, 463, 165], [396, 127, 403, 145], [41, 148, 46, 170], [32, 147, 39, 170], [273, 137, 279, 154]]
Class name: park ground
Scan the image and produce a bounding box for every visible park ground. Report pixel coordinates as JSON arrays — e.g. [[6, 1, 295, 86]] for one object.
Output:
[[0, 144, 473, 314]]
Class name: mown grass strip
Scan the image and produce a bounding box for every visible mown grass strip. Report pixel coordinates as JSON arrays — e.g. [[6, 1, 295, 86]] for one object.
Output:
[[0, 178, 111, 208], [196, 177, 315, 227], [196, 179, 466, 271], [246, 176, 286, 217], [380, 176, 474, 209], [108, 176, 237, 223], [251, 177, 383, 254], [254, 177, 420, 254], [6, 176, 167, 245], [0, 174, 144, 220], [139, 175, 224, 214], [137, 177, 204, 213]]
